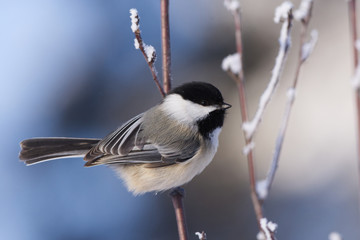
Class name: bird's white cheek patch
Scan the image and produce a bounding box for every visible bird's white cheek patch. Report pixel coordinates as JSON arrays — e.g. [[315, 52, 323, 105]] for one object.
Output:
[[162, 94, 216, 124]]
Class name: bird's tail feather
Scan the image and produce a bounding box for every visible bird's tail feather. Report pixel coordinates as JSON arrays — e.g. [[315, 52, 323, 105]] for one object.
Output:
[[19, 138, 100, 165]]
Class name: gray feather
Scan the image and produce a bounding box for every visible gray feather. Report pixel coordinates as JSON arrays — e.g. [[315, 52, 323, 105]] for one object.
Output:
[[19, 138, 100, 165], [140, 108, 200, 162], [84, 113, 144, 162], [84, 107, 200, 167]]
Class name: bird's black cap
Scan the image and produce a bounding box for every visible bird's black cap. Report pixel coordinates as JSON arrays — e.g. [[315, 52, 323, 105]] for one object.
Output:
[[169, 82, 224, 107]]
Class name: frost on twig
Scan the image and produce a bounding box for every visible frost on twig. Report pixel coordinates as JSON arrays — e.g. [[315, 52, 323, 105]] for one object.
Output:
[[130, 8, 139, 32], [242, 2, 293, 140], [256, 231, 266, 240], [130, 8, 156, 63], [274, 1, 294, 23], [144, 45, 156, 63], [294, 0, 317, 63], [328, 232, 342, 240], [301, 29, 318, 62], [133, 39, 157, 63], [255, 90, 297, 201], [286, 87, 296, 102], [129, 8, 165, 97], [256, 179, 269, 200], [259, 218, 278, 240], [242, 141, 255, 156], [222, 53, 242, 75], [224, 0, 240, 12], [223, 0, 244, 83], [293, 0, 313, 22], [259, 0, 316, 201], [195, 231, 207, 240]]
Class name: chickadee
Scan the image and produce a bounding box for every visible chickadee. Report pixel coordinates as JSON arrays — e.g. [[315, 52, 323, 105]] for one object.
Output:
[[19, 82, 231, 194]]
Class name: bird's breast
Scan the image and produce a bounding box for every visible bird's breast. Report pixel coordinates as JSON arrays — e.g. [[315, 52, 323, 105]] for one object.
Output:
[[114, 127, 222, 195]]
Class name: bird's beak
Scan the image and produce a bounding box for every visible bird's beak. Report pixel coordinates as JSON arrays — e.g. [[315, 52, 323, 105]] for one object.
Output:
[[221, 102, 232, 110]]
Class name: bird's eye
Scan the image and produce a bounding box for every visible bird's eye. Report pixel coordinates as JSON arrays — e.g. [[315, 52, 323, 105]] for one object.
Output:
[[200, 100, 209, 106]]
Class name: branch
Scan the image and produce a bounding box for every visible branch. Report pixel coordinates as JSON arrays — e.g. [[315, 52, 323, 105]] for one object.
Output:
[[223, 2, 295, 239], [348, 0, 359, 68], [258, 0, 317, 200], [242, 2, 294, 141], [170, 188, 188, 240], [130, 8, 166, 97], [159, 2, 187, 239], [223, 0, 265, 228], [161, 0, 172, 94], [347, 0, 360, 209], [131, 5, 185, 240]]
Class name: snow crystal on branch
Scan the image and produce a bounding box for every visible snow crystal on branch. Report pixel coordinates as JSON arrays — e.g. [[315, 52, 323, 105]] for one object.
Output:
[[130, 8, 139, 32], [301, 29, 318, 62], [287, 87, 296, 102], [195, 231, 207, 240], [267, 221, 278, 232], [224, 0, 240, 12], [133, 36, 156, 63], [259, 218, 278, 240], [328, 232, 342, 240], [134, 39, 140, 49], [242, 141, 255, 156], [256, 179, 269, 200], [274, 1, 294, 23], [294, 0, 313, 21], [242, 2, 293, 140], [242, 120, 257, 140], [222, 53, 242, 74], [256, 231, 266, 240], [128, 8, 163, 96], [129, 9, 156, 63], [144, 45, 156, 62]]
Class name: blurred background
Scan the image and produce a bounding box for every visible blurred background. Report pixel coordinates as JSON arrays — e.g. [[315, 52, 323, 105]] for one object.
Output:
[[1, 0, 360, 239]]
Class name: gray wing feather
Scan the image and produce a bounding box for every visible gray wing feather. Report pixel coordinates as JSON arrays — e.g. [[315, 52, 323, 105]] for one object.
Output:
[[85, 113, 144, 162], [91, 148, 163, 165], [103, 113, 144, 155], [157, 141, 199, 162], [84, 111, 201, 167]]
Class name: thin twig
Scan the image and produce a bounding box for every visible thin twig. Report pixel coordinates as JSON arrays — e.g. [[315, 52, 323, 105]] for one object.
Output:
[[130, 9, 166, 97], [159, 2, 187, 239], [170, 188, 188, 240], [348, 0, 358, 68], [223, 0, 265, 231], [131, 5, 185, 240], [348, 0, 360, 210], [262, 0, 316, 199], [135, 32, 165, 97], [242, 4, 294, 141], [223, 2, 295, 239], [161, 0, 172, 94]]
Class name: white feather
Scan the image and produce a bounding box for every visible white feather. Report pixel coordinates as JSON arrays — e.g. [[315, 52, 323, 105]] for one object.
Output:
[[25, 154, 85, 166], [160, 94, 217, 124]]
